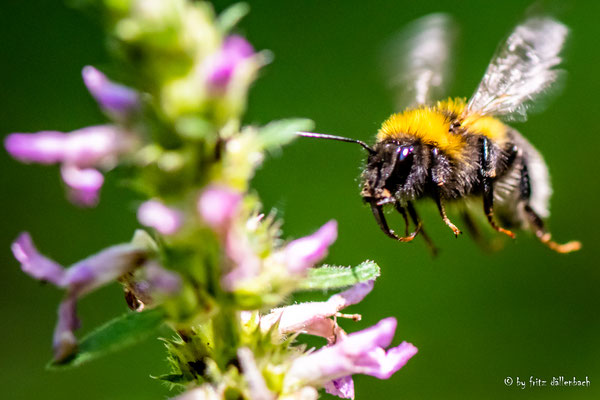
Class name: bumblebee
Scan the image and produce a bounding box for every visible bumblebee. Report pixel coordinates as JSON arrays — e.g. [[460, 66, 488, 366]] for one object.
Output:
[[300, 14, 581, 254]]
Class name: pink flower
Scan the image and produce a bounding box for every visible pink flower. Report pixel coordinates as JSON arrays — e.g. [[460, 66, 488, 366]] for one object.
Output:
[[11, 231, 151, 295], [204, 35, 255, 92], [222, 218, 339, 293], [5, 125, 129, 167], [10, 232, 177, 361], [170, 385, 222, 400], [283, 220, 338, 274], [197, 185, 242, 231], [285, 318, 418, 397], [82, 66, 140, 119], [60, 165, 104, 207], [137, 200, 183, 235], [3, 130, 65, 164], [237, 347, 275, 400], [53, 296, 79, 361], [4, 125, 135, 206], [121, 262, 182, 311], [222, 228, 261, 290], [324, 376, 354, 399], [259, 281, 374, 343], [11, 233, 65, 286]]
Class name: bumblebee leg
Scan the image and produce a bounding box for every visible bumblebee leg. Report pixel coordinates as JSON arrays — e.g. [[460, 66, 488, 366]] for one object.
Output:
[[370, 202, 419, 242], [481, 137, 515, 238], [406, 201, 439, 256], [522, 205, 581, 253], [461, 210, 503, 252], [394, 203, 411, 236], [434, 194, 462, 237], [393, 203, 423, 241], [518, 164, 581, 253], [430, 147, 461, 237], [483, 192, 515, 238]]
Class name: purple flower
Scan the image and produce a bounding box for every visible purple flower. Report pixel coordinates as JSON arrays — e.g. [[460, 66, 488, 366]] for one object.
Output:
[[11, 233, 65, 286], [198, 185, 242, 232], [12, 232, 151, 296], [60, 165, 104, 207], [237, 347, 275, 400], [283, 220, 338, 274], [5, 125, 129, 167], [324, 376, 354, 399], [120, 262, 182, 311], [204, 35, 255, 92], [53, 296, 79, 361], [4, 131, 65, 164], [137, 200, 183, 235], [285, 317, 418, 397], [10, 232, 155, 361], [170, 385, 222, 400], [221, 215, 262, 291], [222, 218, 338, 292], [82, 66, 140, 119], [5, 125, 135, 206], [259, 281, 374, 342], [144, 263, 181, 295]]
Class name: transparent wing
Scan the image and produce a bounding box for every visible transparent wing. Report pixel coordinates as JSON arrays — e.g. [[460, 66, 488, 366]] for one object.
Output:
[[383, 13, 457, 110], [465, 16, 568, 121]]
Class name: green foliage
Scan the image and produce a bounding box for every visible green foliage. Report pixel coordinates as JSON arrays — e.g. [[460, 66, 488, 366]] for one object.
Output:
[[297, 261, 381, 291], [217, 2, 250, 33], [48, 308, 167, 369], [9, 0, 388, 397], [257, 118, 315, 152], [152, 373, 188, 389]]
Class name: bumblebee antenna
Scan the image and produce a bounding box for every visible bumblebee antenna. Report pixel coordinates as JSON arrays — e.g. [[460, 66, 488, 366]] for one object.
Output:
[[297, 131, 376, 154]]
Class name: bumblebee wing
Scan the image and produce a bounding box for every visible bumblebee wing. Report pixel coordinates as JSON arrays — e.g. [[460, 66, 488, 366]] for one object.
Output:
[[383, 13, 457, 110], [465, 16, 568, 121]]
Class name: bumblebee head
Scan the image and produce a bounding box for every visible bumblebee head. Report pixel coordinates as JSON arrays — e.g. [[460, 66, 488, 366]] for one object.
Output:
[[297, 131, 426, 242], [361, 139, 417, 205], [296, 132, 424, 207]]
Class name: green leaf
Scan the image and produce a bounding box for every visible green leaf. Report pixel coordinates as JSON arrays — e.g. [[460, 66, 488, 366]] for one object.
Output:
[[48, 308, 167, 370], [257, 118, 314, 152], [217, 3, 250, 33], [297, 260, 381, 291], [151, 373, 188, 387]]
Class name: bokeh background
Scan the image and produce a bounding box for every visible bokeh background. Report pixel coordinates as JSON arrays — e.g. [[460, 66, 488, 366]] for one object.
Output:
[[1, 1, 599, 399]]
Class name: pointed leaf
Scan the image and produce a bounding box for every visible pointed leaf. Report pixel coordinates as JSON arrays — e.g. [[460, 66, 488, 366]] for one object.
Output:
[[217, 3, 250, 33], [151, 373, 188, 388], [297, 261, 381, 291], [48, 307, 167, 369], [257, 118, 314, 151]]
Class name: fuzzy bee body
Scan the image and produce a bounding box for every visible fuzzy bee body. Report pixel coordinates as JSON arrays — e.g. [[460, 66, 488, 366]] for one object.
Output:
[[363, 98, 510, 203], [300, 14, 581, 253], [364, 98, 546, 219]]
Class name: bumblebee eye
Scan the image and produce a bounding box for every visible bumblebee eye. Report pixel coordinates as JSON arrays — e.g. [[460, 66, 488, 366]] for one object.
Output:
[[397, 146, 414, 162], [393, 145, 414, 176]]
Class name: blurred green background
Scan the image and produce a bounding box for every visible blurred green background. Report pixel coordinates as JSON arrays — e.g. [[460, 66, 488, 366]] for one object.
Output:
[[1, 1, 598, 399]]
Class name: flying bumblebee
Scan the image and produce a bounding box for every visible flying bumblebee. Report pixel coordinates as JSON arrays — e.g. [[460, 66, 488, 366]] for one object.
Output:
[[300, 14, 581, 254]]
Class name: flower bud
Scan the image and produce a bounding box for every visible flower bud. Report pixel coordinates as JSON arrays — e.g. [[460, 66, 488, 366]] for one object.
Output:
[[11, 232, 65, 286], [204, 35, 255, 92], [60, 165, 104, 207], [198, 185, 242, 231], [4, 131, 66, 164], [82, 66, 139, 119], [137, 200, 183, 235], [283, 220, 338, 274]]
